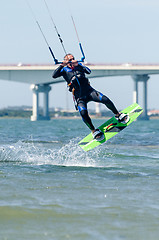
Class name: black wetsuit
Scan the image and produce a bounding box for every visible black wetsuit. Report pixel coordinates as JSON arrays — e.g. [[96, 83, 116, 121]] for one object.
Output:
[[52, 63, 118, 130]]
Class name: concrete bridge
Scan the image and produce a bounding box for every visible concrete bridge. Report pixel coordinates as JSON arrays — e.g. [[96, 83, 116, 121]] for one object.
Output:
[[0, 63, 159, 120]]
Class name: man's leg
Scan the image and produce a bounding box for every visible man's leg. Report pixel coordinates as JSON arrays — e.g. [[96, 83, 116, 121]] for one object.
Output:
[[77, 99, 95, 131], [88, 90, 129, 123], [89, 90, 119, 115]]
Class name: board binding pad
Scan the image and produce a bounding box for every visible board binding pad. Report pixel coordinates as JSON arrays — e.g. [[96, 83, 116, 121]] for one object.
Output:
[[78, 103, 143, 152]]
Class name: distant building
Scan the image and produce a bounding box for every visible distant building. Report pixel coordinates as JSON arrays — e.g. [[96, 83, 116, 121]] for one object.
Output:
[[148, 110, 159, 116]]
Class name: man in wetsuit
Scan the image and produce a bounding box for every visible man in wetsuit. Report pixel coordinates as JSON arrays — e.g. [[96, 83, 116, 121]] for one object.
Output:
[[52, 54, 128, 140]]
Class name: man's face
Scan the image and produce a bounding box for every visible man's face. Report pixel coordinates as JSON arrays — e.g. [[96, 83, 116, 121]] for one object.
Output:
[[64, 54, 75, 67]]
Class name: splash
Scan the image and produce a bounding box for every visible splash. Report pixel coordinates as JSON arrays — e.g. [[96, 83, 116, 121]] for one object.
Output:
[[0, 139, 105, 168]]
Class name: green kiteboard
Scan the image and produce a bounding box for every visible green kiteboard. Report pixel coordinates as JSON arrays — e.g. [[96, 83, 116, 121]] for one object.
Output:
[[78, 103, 143, 152]]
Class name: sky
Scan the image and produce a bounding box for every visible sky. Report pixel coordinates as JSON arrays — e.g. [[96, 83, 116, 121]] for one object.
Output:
[[0, 0, 158, 111]]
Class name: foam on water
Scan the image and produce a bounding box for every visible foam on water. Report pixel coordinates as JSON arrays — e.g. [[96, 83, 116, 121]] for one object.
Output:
[[1, 135, 158, 171], [0, 139, 106, 168]]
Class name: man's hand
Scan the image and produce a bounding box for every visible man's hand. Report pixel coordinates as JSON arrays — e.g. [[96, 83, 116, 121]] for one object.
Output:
[[61, 60, 68, 67], [71, 60, 78, 66], [61, 59, 78, 67]]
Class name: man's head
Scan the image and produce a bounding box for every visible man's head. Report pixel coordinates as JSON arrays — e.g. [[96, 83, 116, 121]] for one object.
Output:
[[63, 54, 76, 68], [64, 54, 75, 62]]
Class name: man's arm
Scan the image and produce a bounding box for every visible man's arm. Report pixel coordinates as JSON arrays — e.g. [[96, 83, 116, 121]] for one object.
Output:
[[78, 63, 91, 74], [52, 65, 63, 78]]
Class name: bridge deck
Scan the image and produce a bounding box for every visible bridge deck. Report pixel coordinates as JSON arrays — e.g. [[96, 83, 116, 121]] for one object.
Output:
[[0, 64, 159, 84]]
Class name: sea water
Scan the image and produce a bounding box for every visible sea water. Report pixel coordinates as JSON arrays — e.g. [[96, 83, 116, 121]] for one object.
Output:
[[0, 118, 159, 240]]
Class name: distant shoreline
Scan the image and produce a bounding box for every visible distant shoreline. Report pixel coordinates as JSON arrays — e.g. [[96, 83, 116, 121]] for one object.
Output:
[[0, 116, 159, 120], [0, 108, 159, 120]]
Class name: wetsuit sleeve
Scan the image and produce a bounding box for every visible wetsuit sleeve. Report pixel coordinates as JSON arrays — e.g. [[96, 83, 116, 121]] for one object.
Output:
[[78, 63, 91, 74], [52, 65, 64, 78]]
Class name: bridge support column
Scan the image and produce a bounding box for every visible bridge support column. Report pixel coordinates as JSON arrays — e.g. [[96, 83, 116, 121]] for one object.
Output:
[[95, 103, 101, 117], [132, 74, 149, 120], [133, 78, 139, 103], [30, 84, 51, 121]]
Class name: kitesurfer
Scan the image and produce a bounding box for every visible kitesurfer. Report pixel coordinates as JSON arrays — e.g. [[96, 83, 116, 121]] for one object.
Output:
[[53, 54, 129, 140]]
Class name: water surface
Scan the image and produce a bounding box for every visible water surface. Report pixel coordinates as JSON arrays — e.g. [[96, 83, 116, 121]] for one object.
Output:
[[0, 118, 159, 240]]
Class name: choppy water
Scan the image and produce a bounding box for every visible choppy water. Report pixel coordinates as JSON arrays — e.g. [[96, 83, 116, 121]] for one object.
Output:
[[0, 118, 159, 240]]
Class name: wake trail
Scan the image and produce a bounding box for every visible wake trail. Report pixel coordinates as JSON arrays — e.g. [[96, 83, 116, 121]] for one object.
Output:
[[0, 138, 108, 168]]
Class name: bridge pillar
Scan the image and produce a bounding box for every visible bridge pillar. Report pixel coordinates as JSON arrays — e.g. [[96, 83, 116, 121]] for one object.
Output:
[[133, 77, 139, 103], [95, 103, 101, 117], [30, 84, 51, 121], [132, 74, 149, 120]]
